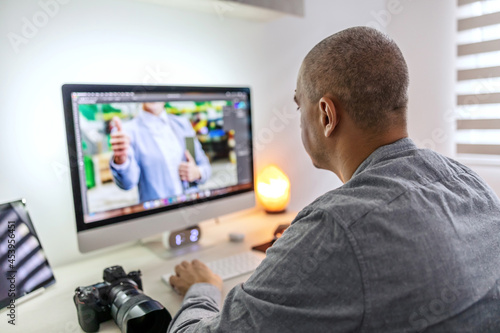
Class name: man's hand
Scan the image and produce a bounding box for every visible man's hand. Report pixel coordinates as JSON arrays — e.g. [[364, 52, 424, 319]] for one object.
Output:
[[179, 150, 201, 182], [169, 260, 223, 296], [109, 117, 130, 165]]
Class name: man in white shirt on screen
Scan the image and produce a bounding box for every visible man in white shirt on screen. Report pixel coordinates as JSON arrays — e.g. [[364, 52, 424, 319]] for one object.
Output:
[[109, 102, 211, 203]]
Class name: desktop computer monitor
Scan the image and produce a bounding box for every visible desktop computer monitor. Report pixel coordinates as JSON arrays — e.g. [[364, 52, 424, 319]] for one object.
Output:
[[62, 84, 255, 253]]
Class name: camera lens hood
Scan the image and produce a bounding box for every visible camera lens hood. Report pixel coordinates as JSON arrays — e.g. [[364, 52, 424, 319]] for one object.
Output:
[[110, 282, 171, 333], [121, 297, 171, 333]]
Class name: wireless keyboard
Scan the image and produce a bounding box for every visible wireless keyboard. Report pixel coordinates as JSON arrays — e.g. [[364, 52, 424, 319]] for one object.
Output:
[[162, 250, 264, 285]]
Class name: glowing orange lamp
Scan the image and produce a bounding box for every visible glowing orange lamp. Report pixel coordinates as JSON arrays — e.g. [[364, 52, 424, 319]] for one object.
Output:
[[257, 165, 291, 213]]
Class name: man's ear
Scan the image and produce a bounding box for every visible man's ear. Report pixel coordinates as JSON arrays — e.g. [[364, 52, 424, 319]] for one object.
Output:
[[319, 96, 338, 137]]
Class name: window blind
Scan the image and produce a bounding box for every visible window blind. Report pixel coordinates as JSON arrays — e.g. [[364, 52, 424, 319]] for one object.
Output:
[[457, 0, 500, 156]]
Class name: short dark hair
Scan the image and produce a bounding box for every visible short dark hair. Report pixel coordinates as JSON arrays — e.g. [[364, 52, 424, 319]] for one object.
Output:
[[302, 26, 409, 131]]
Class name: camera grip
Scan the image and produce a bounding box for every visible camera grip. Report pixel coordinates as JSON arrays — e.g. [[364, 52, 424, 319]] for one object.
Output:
[[74, 287, 102, 332], [76, 304, 100, 332]]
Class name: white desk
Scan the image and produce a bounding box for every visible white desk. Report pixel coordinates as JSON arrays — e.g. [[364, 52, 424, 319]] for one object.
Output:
[[0, 209, 297, 333]]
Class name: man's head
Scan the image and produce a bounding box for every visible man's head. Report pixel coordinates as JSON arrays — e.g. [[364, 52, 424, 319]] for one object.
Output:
[[295, 26, 409, 179]]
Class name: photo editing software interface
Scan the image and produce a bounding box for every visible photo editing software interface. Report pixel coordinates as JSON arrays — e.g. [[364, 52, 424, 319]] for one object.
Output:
[[68, 87, 253, 229]]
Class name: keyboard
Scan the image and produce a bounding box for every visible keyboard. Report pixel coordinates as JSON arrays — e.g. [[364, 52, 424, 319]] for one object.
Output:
[[162, 250, 264, 285]]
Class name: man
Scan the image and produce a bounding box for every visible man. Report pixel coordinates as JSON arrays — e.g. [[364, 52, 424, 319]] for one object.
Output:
[[168, 27, 500, 332], [109, 102, 211, 203]]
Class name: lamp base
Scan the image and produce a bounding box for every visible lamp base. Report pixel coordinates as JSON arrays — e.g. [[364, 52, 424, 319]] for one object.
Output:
[[264, 208, 286, 214]]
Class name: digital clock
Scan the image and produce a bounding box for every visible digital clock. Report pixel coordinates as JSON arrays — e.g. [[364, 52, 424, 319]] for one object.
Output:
[[162, 226, 201, 249]]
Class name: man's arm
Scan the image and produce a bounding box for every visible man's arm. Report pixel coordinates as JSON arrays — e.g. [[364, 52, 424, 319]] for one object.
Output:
[[109, 148, 140, 190], [109, 117, 140, 190], [168, 208, 364, 333], [192, 137, 211, 183], [174, 116, 211, 184]]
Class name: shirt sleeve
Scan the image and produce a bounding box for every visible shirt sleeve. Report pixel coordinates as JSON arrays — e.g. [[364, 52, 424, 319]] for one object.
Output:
[[109, 146, 141, 190], [110, 154, 131, 170], [167, 208, 364, 333]]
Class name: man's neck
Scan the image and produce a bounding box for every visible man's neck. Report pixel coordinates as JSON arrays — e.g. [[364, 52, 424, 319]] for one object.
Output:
[[144, 109, 162, 116], [334, 129, 408, 183]]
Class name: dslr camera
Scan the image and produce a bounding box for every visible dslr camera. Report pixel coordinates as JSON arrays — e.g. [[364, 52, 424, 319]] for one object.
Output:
[[73, 265, 171, 333]]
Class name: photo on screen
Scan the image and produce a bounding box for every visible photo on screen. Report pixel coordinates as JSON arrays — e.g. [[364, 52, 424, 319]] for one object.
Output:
[[78, 100, 241, 222]]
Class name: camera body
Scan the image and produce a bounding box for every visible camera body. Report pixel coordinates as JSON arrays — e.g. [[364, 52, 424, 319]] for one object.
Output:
[[74, 266, 170, 333]]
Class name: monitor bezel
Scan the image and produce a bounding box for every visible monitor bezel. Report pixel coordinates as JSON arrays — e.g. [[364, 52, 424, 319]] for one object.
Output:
[[62, 83, 254, 234]]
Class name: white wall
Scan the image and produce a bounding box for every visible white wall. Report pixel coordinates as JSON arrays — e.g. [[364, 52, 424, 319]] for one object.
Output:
[[0, 0, 385, 266], [386, 0, 500, 199], [387, 0, 456, 157]]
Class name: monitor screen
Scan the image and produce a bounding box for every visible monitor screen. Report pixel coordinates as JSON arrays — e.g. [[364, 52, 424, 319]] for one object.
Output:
[[62, 84, 255, 252]]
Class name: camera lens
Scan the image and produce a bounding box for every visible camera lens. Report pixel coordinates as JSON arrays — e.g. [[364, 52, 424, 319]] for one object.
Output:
[[125, 302, 171, 332], [110, 282, 171, 333]]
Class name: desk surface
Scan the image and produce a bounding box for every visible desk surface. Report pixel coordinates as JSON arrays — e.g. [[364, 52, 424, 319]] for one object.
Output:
[[0, 209, 297, 333]]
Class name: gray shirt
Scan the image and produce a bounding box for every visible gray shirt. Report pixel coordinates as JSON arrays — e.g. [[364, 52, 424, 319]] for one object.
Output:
[[168, 138, 500, 332]]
